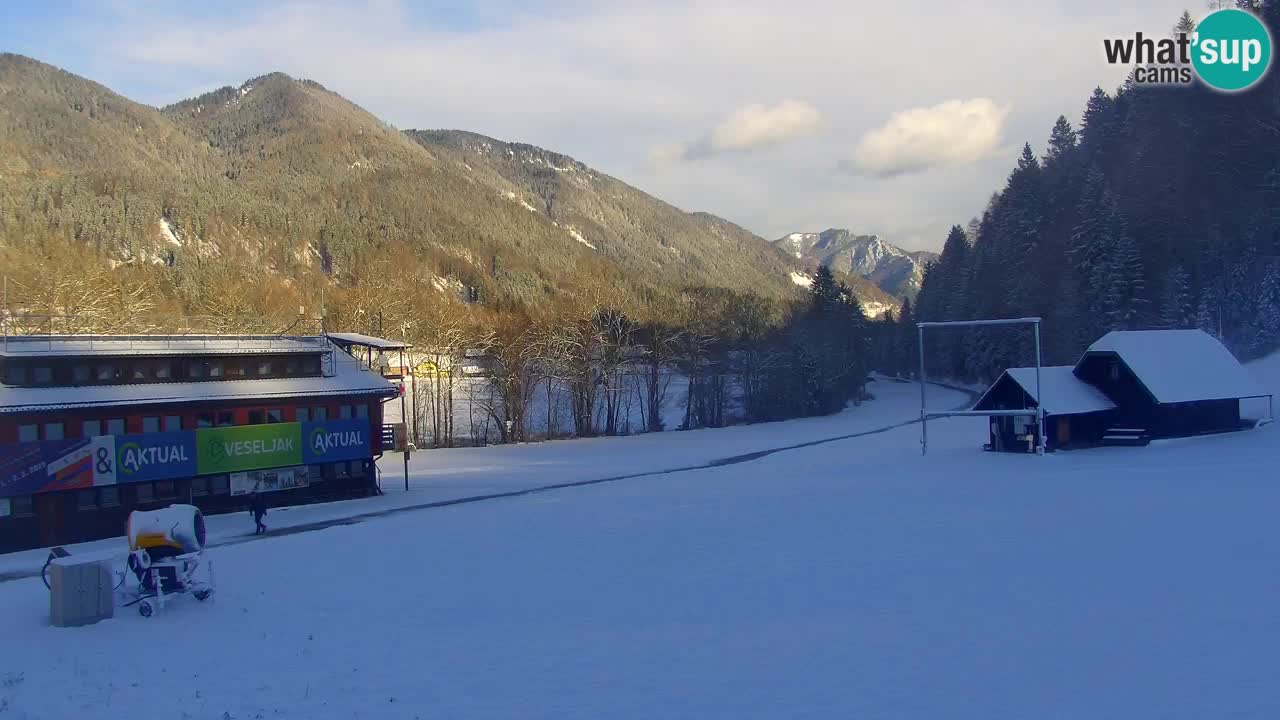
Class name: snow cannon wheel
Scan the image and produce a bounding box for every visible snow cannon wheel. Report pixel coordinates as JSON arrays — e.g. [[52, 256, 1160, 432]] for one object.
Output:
[[139, 600, 155, 618], [194, 589, 211, 602]]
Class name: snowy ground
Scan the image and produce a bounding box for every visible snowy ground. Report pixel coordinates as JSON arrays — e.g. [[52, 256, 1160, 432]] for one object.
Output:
[[1, 367, 1277, 718]]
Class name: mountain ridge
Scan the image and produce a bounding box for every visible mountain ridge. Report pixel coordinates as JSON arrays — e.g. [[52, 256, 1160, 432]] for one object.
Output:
[[775, 228, 937, 300]]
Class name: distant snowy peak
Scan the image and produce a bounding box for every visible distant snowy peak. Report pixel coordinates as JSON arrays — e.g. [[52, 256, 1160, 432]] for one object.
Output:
[[773, 228, 937, 300]]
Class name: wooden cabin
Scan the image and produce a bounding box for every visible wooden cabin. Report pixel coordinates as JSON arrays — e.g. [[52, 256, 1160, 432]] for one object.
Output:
[[973, 329, 1272, 452]]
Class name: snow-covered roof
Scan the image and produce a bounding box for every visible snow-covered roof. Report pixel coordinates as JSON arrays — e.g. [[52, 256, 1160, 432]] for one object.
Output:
[[1082, 330, 1266, 404], [325, 333, 411, 350], [0, 354, 397, 414], [0, 335, 327, 358], [973, 365, 1117, 416]]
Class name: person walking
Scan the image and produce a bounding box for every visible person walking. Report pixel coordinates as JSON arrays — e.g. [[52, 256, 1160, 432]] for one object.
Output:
[[249, 490, 268, 535]]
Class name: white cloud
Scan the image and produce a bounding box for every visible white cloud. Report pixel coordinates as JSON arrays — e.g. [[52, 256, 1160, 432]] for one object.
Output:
[[655, 99, 823, 164], [848, 98, 1011, 178]]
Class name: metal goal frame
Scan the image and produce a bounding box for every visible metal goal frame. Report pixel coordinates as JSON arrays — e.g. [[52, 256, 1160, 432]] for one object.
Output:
[[917, 317, 1045, 456]]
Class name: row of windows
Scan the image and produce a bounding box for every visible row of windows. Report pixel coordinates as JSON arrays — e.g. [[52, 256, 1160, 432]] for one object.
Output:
[[2, 354, 323, 387], [13, 404, 370, 442]]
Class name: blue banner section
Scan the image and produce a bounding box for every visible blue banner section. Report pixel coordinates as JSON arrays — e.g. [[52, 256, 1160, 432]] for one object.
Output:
[[114, 431, 198, 483], [0, 419, 374, 498], [301, 419, 371, 464], [0, 438, 96, 497]]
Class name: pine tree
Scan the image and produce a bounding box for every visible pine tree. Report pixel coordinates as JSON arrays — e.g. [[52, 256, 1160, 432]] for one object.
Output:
[[1106, 228, 1148, 330], [1258, 261, 1280, 353], [1159, 263, 1194, 329], [1173, 10, 1195, 35], [1045, 116, 1078, 167], [895, 296, 916, 378]]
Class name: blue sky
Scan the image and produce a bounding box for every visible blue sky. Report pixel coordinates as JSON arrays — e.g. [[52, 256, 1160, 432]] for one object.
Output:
[[0, 0, 1194, 250]]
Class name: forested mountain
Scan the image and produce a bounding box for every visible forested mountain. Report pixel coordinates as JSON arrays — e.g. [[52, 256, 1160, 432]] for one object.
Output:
[[884, 4, 1280, 383], [775, 229, 937, 300], [0, 54, 827, 332]]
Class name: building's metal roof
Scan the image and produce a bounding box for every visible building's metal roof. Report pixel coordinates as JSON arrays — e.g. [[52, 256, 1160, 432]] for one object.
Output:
[[1082, 329, 1267, 404], [325, 333, 411, 350], [0, 334, 328, 358], [0, 353, 397, 414], [972, 365, 1117, 416]]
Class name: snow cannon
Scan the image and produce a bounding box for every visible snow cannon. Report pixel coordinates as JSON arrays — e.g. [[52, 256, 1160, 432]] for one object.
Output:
[[128, 504, 207, 554], [127, 504, 207, 596]]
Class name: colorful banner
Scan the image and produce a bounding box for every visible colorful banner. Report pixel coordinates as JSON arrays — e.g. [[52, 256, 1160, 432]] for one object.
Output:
[[114, 431, 197, 483], [196, 423, 303, 475], [0, 438, 96, 497], [0, 419, 372, 498], [301, 419, 371, 464]]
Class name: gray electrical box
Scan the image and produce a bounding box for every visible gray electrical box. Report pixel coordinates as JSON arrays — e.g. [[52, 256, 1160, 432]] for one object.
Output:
[[49, 559, 114, 627]]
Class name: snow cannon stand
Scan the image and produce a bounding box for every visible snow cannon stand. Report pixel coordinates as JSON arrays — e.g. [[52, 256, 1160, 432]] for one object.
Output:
[[124, 504, 215, 617]]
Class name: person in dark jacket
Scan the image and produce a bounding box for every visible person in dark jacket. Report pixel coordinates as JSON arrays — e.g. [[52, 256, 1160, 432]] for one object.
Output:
[[249, 491, 268, 535]]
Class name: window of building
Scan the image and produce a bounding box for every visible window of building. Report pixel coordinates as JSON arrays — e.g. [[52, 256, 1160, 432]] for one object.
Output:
[[77, 489, 97, 511], [308, 464, 323, 482], [133, 364, 148, 380], [258, 360, 273, 376], [217, 412, 234, 427], [7, 365, 28, 385], [18, 425, 38, 443], [248, 409, 265, 425], [99, 486, 120, 507], [209, 361, 224, 378], [164, 415, 182, 432], [210, 475, 230, 495], [142, 416, 161, 433], [302, 356, 320, 374], [107, 418, 126, 435], [82, 420, 103, 438], [191, 477, 210, 497], [135, 483, 154, 503], [44, 423, 64, 441], [156, 363, 173, 380], [285, 358, 300, 375], [197, 414, 214, 429], [73, 365, 91, 383], [296, 407, 310, 423], [10, 495, 33, 517], [1108, 363, 1120, 382], [155, 481, 176, 500], [33, 367, 53, 384], [335, 461, 351, 478], [339, 405, 353, 420], [267, 408, 284, 424], [189, 362, 206, 379], [356, 404, 369, 419], [313, 407, 328, 421], [96, 364, 115, 382]]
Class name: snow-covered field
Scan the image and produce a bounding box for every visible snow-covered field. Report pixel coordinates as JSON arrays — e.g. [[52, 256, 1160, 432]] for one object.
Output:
[[1, 364, 1277, 719]]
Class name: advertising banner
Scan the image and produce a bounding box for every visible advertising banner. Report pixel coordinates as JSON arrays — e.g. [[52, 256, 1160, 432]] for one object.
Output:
[[196, 423, 303, 475], [113, 431, 196, 484], [301, 419, 371, 465], [230, 466, 310, 496], [0, 419, 371, 498], [0, 438, 96, 497]]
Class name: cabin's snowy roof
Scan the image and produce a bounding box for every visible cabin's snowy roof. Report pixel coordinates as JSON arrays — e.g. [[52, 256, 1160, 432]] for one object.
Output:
[[0, 335, 327, 358], [973, 365, 1117, 416], [0, 354, 397, 414], [1083, 330, 1266, 404], [325, 333, 411, 350]]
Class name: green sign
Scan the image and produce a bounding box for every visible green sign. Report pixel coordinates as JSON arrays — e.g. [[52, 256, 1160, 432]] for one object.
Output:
[[196, 423, 303, 475]]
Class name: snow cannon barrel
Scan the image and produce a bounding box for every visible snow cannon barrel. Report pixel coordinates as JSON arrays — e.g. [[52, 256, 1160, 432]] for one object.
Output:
[[127, 504, 207, 554]]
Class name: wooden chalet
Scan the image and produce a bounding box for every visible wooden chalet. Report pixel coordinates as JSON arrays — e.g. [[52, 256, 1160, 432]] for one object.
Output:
[[973, 329, 1273, 452]]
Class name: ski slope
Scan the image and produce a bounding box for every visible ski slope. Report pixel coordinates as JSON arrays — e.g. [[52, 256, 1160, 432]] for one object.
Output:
[[0, 365, 1277, 719]]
